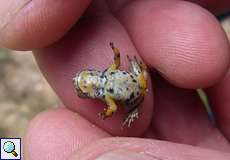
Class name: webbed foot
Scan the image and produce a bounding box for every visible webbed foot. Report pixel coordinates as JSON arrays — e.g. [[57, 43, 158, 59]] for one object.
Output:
[[122, 108, 139, 128]]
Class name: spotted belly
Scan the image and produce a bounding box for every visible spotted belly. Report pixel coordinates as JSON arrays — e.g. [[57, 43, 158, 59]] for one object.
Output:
[[103, 70, 141, 105]]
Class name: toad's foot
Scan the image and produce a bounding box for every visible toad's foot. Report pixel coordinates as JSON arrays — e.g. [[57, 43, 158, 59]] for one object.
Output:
[[99, 96, 117, 120], [98, 108, 114, 120], [122, 108, 139, 128], [98, 112, 108, 120]]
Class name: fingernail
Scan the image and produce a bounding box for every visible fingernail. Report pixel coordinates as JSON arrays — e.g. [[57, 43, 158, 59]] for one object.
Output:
[[0, 0, 31, 30], [96, 150, 156, 160]]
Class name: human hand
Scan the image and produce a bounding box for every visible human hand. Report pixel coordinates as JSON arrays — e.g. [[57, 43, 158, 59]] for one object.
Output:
[[1, 0, 230, 159]]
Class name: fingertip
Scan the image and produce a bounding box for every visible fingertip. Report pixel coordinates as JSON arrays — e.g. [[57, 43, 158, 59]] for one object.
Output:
[[69, 137, 230, 160], [119, 0, 230, 89], [0, 0, 91, 50], [24, 107, 109, 160]]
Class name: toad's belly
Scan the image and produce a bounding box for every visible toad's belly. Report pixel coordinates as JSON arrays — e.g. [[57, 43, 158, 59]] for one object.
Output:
[[104, 75, 141, 102]]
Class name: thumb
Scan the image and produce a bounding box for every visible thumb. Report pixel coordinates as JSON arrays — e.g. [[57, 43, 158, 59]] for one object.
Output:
[[69, 137, 230, 160], [77, 150, 155, 160]]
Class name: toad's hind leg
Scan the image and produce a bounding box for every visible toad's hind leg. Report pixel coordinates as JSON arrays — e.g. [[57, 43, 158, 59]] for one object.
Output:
[[122, 107, 139, 128], [99, 95, 118, 119], [109, 42, 120, 70], [127, 56, 148, 92], [127, 55, 147, 76]]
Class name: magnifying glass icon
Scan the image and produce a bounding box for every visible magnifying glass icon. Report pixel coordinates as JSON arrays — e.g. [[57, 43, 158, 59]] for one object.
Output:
[[3, 141, 18, 157]]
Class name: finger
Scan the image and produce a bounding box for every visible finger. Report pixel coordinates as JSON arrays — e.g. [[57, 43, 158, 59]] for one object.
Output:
[[117, 0, 230, 89], [24, 107, 110, 160], [188, 0, 230, 15], [0, 0, 91, 50], [69, 137, 230, 160], [206, 70, 230, 140], [150, 74, 230, 152], [34, 3, 153, 136], [107, 0, 230, 15]]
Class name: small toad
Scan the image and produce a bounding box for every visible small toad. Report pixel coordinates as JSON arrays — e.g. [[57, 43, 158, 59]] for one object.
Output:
[[73, 43, 148, 127]]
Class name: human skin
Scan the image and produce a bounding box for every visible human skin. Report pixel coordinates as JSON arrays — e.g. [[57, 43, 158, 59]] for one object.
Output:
[[1, 0, 230, 159]]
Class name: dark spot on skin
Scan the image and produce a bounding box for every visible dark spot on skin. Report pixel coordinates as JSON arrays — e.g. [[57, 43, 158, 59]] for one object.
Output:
[[100, 75, 104, 79], [122, 71, 126, 75], [102, 95, 105, 99], [126, 87, 129, 91], [125, 99, 130, 105], [110, 72, 115, 75], [102, 68, 108, 75], [90, 72, 94, 76], [132, 79, 137, 83], [129, 97, 140, 107], [104, 75, 107, 79], [107, 88, 114, 93], [130, 92, 135, 100], [117, 54, 120, 58], [83, 86, 87, 88], [83, 80, 87, 84], [128, 99, 136, 106], [104, 79, 108, 85], [95, 91, 100, 96], [130, 75, 134, 79], [118, 88, 123, 92]]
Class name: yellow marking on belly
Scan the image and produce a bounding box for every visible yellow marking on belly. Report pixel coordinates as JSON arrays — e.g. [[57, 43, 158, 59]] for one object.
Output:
[[99, 95, 118, 119], [138, 72, 147, 95]]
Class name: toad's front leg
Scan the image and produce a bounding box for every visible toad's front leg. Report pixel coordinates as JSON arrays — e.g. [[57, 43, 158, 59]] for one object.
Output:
[[99, 95, 118, 119]]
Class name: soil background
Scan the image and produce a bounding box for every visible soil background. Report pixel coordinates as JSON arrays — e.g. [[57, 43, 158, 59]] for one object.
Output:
[[0, 50, 61, 138]]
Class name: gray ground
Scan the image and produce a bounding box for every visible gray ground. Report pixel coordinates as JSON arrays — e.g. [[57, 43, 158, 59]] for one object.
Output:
[[0, 18, 229, 138], [0, 50, 60, 137]]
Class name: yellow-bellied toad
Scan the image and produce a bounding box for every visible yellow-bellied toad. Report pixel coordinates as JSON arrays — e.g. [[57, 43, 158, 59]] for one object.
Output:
[[73, 43, 148, 127]]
